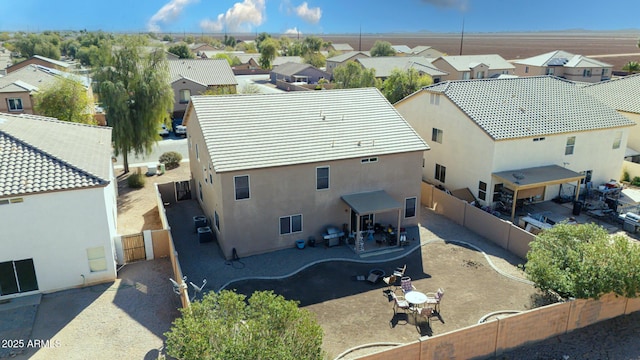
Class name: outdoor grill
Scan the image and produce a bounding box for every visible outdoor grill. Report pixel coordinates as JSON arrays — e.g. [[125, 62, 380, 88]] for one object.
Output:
[[622, 212, 640, 233], [322, 226, 345, 247]]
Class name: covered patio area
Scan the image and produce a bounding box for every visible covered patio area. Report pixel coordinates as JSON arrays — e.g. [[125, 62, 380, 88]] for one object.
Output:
[[341, 190, 404, 254], [492, 165, 585, 222]]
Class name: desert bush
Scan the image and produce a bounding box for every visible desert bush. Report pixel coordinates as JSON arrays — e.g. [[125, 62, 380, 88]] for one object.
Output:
[[159, 151, 182, 170], [127, 173, 145, 188], [632, 176, 640, 187]]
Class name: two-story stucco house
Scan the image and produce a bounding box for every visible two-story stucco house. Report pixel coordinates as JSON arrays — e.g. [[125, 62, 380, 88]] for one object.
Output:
[[356, 56, 448, 82], [325, 51, 370, 75], [431, 54, 515, 81], [395, 76, 635, 220], [167, 59, 238, 118], [0, 113, 118, 299], [513, 50, 613, 83], [183, 88, 429, 259]]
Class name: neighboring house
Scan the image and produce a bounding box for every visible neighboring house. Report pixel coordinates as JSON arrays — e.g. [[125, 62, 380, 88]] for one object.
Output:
[[329, 43, 354, 53], [189, 43, 217, 56], [356, 56, 448, 82], [513, 50, 612, 83], [582, 74, 640, 160], [325, 51, 370, 74], [232, 54, 261, 70], [0, 113, 118, 299], [431, 54, 515, 81], [269, 62, 330, 85], [5, 55, 70, 74], [395, 76, 634, 220], [391, 45, 412, 55], [0, 64, 92, 115], [272, 56, 304, 67], [182, 88, 429, 258], [411, 46, 446, 58], [167, 59, 238, 118]]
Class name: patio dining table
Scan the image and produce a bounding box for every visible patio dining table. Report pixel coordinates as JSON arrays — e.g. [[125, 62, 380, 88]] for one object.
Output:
[[405, 291, 428, 307]]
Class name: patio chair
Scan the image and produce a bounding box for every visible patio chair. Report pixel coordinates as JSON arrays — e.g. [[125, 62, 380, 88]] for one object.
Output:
[[416, 306, 435, 323], [400, 276, 416, 294], [382, 274, 397, 291], [393, 264, 407, 277], [425, 288, 445, 314], [390, 291, 411, 315]]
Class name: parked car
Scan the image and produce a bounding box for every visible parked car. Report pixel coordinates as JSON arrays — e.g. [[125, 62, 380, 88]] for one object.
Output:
[[159, 124, 170, 137], [174, 124, 187, 137]]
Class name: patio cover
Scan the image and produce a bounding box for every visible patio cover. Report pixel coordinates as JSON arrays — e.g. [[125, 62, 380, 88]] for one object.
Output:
[[341, 190, 401, 215], [492, 165, 584, 190]]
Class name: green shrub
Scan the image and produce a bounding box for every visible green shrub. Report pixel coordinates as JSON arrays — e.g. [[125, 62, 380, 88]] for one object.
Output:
[[159, 151, 182, 170], [632, 176, 640, 187], [127, 173, 145, 188], [622, 170, 631, 182]]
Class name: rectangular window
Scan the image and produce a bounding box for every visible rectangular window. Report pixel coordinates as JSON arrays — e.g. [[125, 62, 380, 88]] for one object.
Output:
[[583, 69, 592, 77], [613, 131, 622, 149], [316, 166, 329, 190], [431, 128, 443, 143], [195, 143, 199, 161], [199, 182, 203, 201], [0, 259, 38, 295], [404, 197, 416, 218], [565, 136, 576, 155], [602, 69, 608, 76], [179, 89, 191, 104], [279, 214, 302, 235], [476, 71, 485, 79], [234, 175, 250, 200], [546, 68, 555, 75], [7, 98, 23, 111], [462, 72, 470, 80], [214, 211, 220, 231], [493, 183, 503, 202], [361, 157, 378, 163], [533, 137, 545, 142], [525, 66, 529, 74], [478, 181, 487, 201], [429, 93, 440, 105], [435, 164, 446, 183], [87, 247, 107, 272]]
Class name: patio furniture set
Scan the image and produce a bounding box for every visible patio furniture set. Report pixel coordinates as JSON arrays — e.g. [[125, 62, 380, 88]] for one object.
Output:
[[383, 264, 445, 327]]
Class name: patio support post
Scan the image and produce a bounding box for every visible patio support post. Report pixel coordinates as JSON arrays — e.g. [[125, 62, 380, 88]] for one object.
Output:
[[355, 213, 361, 253], [574, 181, 581, 202], [396, 208, 401, 247], [510, 188, 519, 222]]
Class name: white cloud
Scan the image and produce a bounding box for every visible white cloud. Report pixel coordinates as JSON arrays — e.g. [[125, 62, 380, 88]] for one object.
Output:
[[200, 0, 266, 32], [284, 27, 301, 35], [295, 2, 321, 24], [147, 0, 199, 32]]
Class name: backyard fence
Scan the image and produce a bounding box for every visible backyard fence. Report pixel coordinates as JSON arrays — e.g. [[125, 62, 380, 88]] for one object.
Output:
[[358, 293, 640, 360]]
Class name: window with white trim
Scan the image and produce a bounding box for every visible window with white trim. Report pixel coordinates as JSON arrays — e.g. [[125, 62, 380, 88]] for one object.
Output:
[[583, 69, 592, 77], [432, 128, 443, 143], [429, 93, 440, 105], [478, 181, 487, 201], [179, 89, 191, 104], [613, 131, 622, 149], [234, 175, 250, 200], [316, 166, 329, 190], [462, 72, 470, 80], [435, 164, 446, 183], [546, 68, 555, 75], [404, 197, 416, 218], [7, 98, 23, 111], [87, 247, 107, 272], [565, 136, 576, 155], [279, 214, 302, 235]]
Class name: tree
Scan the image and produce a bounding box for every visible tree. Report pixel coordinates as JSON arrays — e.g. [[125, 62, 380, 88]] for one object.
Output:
[[525, 223, 640, 300], [214, 53, 242, 66], [259, 38, 279, 69], [162, 34, 174, 42], [623, 61, 640, 74], [94, 39, 174, 173], [333, 61, 380, 89], [370, 40, 396, 57], [255, 32, 272, 52], [381, 68, 433, 103], [34, 76, 95, 124], [167, 43, 194, 59], [165, 290, 324, 360], [14, 33, 61, 59]]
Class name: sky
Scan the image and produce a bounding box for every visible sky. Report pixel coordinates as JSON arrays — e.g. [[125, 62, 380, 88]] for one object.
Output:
[[2, 0, 638, 35]]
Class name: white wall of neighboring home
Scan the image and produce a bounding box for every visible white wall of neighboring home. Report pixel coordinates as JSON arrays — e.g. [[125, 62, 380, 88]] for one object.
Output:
[[0, 185, 117, 298], [396, 90, 631, 204]]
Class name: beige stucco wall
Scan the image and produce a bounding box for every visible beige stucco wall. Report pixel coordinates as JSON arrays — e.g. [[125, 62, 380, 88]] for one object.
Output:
[[513, 64, 553, 77], [0, 91, 34, 114], [397, 90, 632, 205], [172, 78, 207, 118], [186, 108, 424, 258], [620, 111, 640, 151]]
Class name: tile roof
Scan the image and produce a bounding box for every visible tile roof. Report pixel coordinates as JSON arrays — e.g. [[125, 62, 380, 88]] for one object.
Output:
[[421, 76, 635, 140], [391, 45, 412, 54], [270, 62, 327, 77], [326, 51, 370, 63], [168, 59, 237, 86], [331, 43, 354, 52], [272, 56, 304, 66], [188, 88, 429, 172], [435, 54, 515, 71], [32, 55, 70, 68], [564, 55, 612, 68], [0, 65, 90, 92], [356, 57, 444, 78], [582, 73, 640, 114], [514, 50, 612, 68], [0, 113, 113, 197]]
